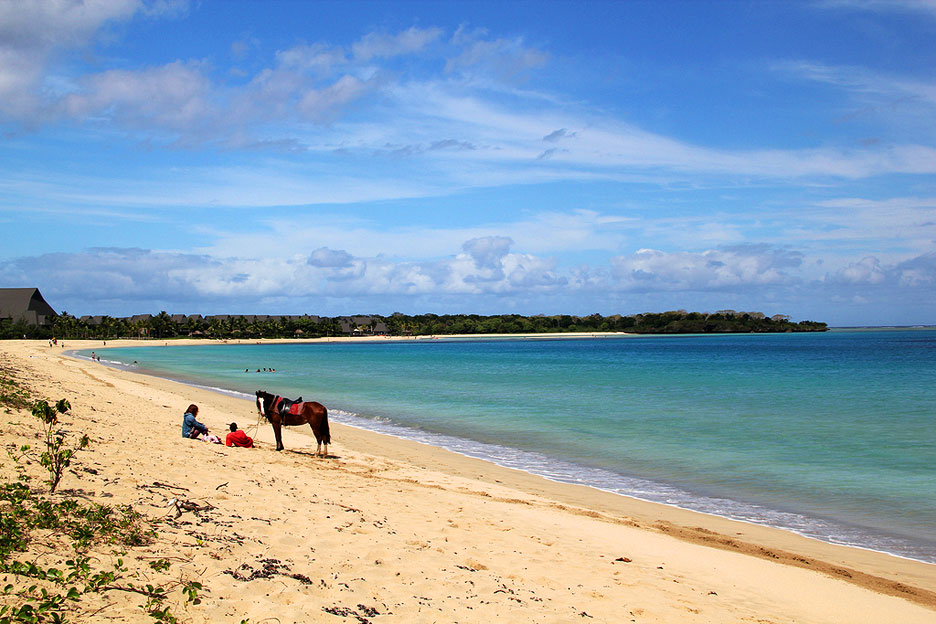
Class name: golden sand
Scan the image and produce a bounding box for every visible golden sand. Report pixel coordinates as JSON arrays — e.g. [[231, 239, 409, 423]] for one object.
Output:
[[1, 338, 934, 623]]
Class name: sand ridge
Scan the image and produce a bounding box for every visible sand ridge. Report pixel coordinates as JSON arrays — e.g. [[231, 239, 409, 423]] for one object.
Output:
[[1, 339, 934, 623]]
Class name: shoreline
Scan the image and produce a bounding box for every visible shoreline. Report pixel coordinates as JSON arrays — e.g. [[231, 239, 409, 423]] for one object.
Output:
[[76, 334, 935, 566], [5, 338, 936, 621], [105, 376, 936, 567], [69, 338, 936, 567]]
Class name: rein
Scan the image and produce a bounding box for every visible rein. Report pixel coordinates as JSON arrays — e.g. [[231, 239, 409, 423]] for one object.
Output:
[[248, 394, 281, 437]]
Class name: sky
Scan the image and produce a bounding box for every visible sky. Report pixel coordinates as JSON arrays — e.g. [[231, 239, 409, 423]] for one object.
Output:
[[1, 0, 935, 326]]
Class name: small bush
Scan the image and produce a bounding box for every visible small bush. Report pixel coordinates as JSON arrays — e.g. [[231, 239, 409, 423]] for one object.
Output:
[[30, 399, 89, 493]]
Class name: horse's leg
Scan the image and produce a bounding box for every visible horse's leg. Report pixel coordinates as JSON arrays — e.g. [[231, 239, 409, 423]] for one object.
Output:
[[318, 409, 330, 457], [309, 423, 322, 456], [273, 419, 284, 451]]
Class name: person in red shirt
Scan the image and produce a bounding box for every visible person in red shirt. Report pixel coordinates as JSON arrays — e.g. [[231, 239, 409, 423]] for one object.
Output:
[[225, 423, 254, 448]]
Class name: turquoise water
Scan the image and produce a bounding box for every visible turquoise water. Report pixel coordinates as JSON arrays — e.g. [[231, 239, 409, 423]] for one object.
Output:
[[80, 329, 936, 562]]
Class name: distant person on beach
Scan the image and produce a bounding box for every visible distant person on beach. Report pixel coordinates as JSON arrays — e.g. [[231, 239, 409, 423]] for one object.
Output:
[[225, 423, 254, 448], [182, 404, 209, 439]]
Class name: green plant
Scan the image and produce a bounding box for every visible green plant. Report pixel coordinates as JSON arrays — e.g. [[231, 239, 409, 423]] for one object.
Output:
[[0, 375, 31, 412], [1, 394, 212, 622], [30, 399, 89, 493], [0, 476, 195, 623], [182, 580, 202, 604], [140, 584, 173, 622]]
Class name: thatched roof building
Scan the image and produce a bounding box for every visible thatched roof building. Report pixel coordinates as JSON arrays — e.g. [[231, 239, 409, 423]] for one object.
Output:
[[0, 288, 58, 327]]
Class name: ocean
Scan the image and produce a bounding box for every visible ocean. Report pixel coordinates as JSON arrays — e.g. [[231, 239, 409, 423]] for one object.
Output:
[[79, 328, 936, 563]]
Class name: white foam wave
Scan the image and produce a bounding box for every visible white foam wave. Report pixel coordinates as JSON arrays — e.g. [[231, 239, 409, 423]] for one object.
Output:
[[328, 409, 936, 564]]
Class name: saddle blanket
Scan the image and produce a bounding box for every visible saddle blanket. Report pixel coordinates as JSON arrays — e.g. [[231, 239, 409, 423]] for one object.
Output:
[[276, 396, 304, 417]]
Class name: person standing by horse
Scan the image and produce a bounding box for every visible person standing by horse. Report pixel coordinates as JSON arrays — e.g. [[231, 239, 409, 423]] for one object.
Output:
[[182, 404, 209, 439]]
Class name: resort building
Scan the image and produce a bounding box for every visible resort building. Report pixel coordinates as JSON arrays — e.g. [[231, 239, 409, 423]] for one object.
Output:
[[0, 288, 58, 328]]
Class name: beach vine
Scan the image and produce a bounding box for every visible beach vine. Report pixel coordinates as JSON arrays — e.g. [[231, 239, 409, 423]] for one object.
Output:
[[0, 373, 211, 623], [0, 471, 196, 623], [0, 360, 31, 413]]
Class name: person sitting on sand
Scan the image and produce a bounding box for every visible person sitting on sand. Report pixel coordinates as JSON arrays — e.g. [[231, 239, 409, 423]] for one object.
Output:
[[182, 404, 209, 439], [225, 422, 254, 448]]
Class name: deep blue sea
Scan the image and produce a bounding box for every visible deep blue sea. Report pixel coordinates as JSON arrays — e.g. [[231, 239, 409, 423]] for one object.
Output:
[[79, 329, 936, 563]]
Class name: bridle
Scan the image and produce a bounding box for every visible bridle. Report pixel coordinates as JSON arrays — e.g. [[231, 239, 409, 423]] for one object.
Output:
[[256, 394, 283, 421]]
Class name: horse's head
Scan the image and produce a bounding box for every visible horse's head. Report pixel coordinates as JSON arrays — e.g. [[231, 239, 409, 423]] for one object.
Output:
[[255, 390, 275, 419]]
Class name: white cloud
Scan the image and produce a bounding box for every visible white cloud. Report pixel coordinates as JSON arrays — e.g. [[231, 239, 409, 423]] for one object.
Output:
[[274, 42, 347, 75], [197, 209, 633, 264], [446, 26, 548, 83], [830, 256, 887, 284], [5, 243, 935, 324], [610, 245, 803, 292], [352, 26, 442, 61], [307, 247, 354, 268], [0, 0, 138, 118], [778, 60, 936, 112], [894, 252, 936, 286], [297, 74, 375, 122], [805, 196, 936, 247], [62, 60, 214, 132], [0, 0, 189, 120], [0, 0, 140, 52], [5, 5, 936, 188], [826, 251, 936, 288], [462, 236, 513, 270]]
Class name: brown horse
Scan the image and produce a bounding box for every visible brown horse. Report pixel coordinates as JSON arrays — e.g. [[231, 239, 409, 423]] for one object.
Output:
[[255, 390, 330, 456]]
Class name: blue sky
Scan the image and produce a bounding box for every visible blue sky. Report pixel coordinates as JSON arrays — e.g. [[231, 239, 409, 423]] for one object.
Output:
[[1, 0, 935, 326]]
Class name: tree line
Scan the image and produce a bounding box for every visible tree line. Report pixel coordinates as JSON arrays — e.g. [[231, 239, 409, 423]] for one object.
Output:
[[2, 309, 827, 340]]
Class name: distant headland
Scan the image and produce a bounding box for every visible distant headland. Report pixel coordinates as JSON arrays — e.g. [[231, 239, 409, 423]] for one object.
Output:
[[4, 306, 827, 340]]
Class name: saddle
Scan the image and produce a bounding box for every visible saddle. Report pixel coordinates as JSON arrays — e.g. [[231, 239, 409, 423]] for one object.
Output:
[[275, 396, 303, 417]]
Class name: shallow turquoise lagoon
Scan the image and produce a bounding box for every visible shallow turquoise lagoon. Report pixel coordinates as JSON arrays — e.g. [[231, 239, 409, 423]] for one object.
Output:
[[81, 329, 936, 562]]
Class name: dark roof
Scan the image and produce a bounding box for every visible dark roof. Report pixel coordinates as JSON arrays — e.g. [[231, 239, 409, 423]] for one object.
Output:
[[0, 288, 58, 326]]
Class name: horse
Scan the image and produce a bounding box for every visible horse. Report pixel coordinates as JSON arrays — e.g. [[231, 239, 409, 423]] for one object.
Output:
[[255, 390, 330, 456]]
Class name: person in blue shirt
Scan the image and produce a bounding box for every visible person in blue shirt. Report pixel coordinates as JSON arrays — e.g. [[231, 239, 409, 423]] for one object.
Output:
[[182, 404, 209, 439]]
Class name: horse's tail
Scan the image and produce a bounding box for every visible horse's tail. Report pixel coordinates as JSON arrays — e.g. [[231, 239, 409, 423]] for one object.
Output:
[[321, 407, 331, 444]]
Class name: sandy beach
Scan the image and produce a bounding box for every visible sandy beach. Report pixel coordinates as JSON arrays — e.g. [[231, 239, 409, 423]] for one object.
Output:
[[2, 338, 934, 623]]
